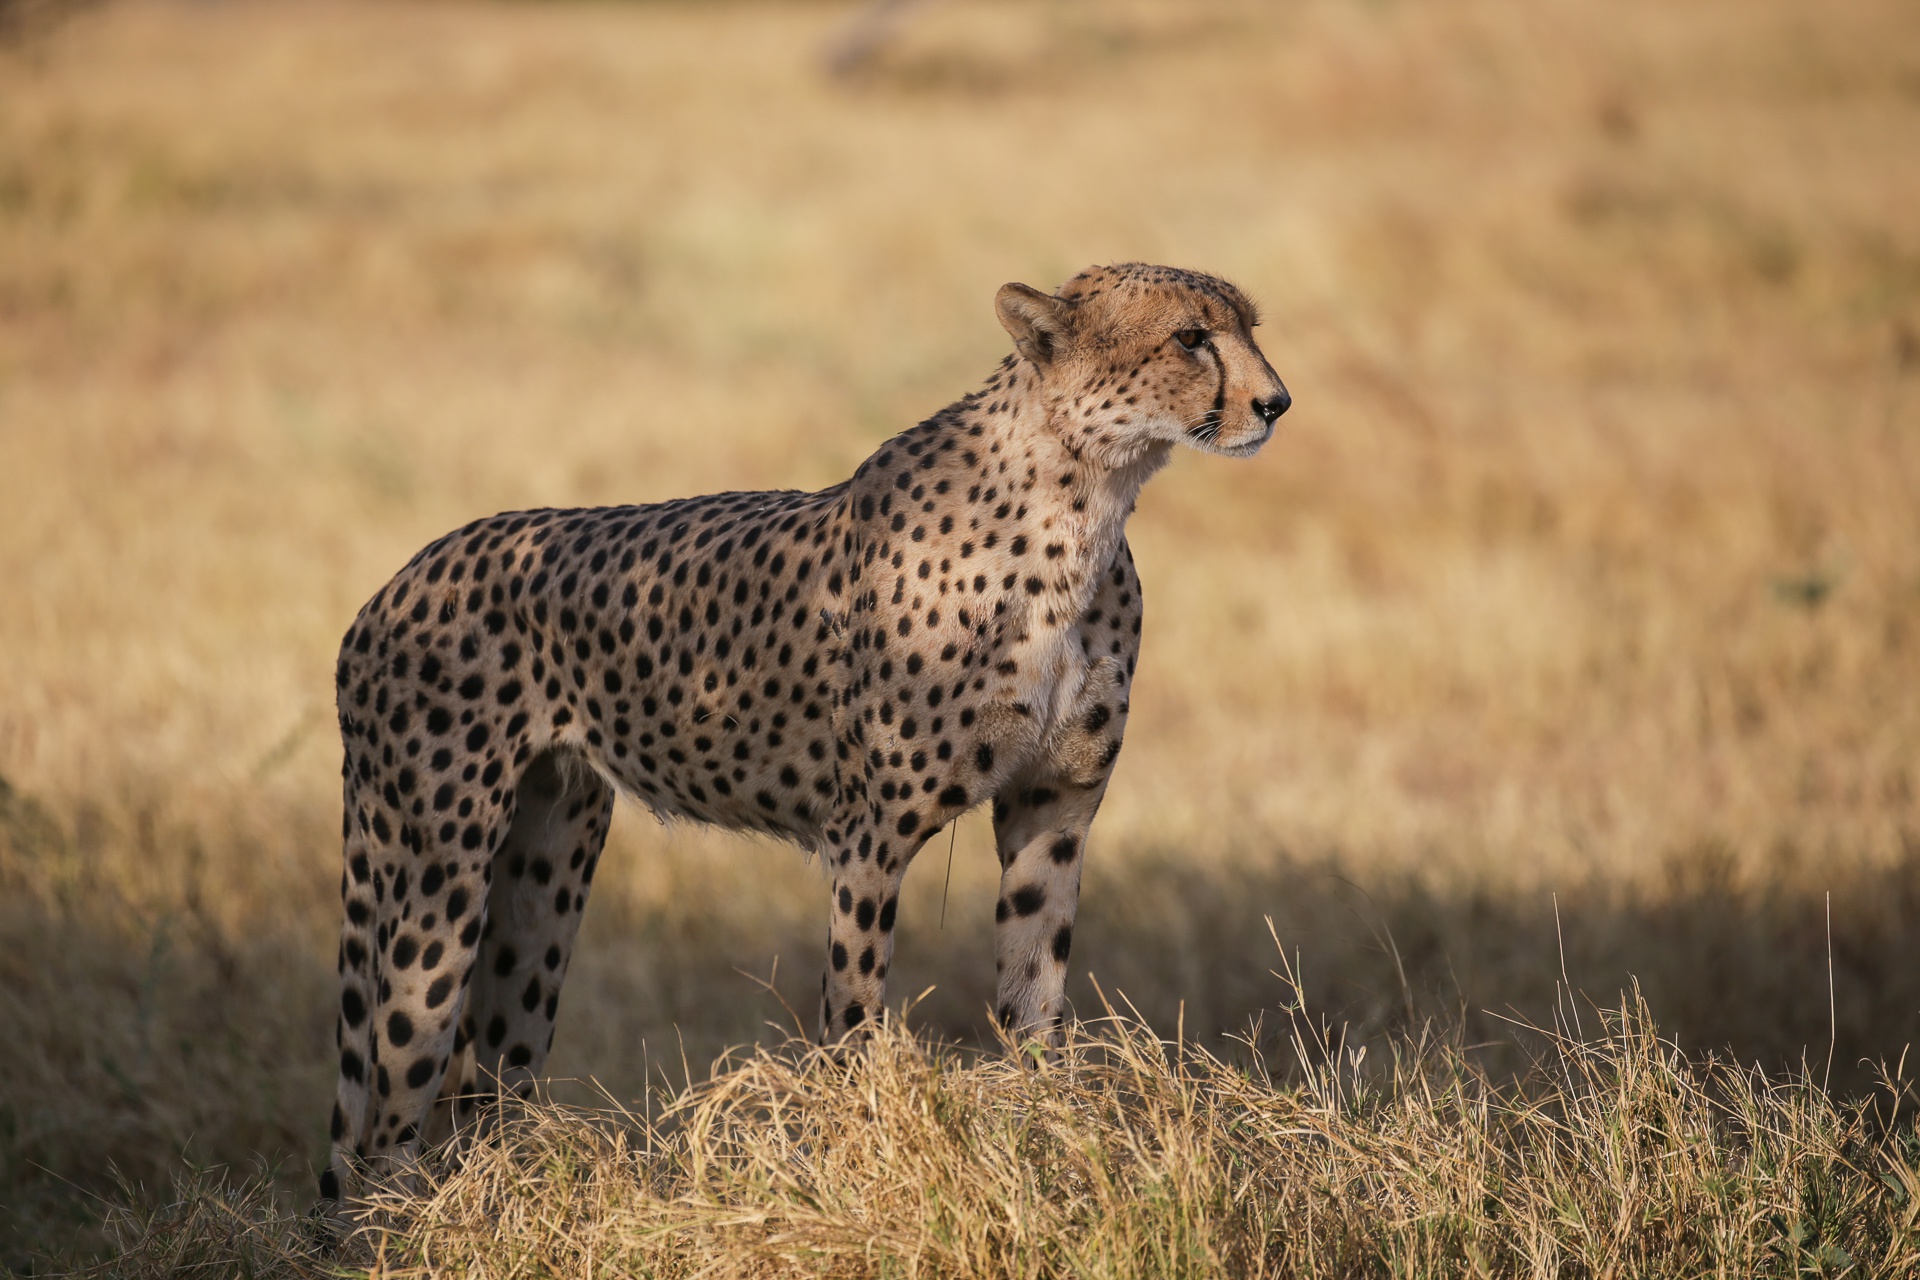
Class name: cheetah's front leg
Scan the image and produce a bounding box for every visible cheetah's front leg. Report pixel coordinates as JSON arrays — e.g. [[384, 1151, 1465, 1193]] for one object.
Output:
[[990, 659, 1130, 1052], [1042, 656, 1127, 790]]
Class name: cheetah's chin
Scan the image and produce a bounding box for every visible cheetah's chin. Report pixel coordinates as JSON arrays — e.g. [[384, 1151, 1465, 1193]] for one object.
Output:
[[1213, 423, 1275, 458]]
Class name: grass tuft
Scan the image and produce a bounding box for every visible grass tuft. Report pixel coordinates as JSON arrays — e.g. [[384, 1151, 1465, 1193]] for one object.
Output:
[[83, 996, 1920, 1280]]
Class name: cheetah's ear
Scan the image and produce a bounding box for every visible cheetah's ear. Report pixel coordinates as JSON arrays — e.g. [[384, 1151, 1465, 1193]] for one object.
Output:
[[995, 282, 1072, 367]]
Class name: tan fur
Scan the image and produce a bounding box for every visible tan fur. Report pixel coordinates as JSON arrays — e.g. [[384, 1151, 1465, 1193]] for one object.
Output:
[[320, 263, 1289, 1207]]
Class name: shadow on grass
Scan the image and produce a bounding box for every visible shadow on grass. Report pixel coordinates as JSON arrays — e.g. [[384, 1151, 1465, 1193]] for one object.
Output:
[[1061, 841, 1920, 1090], [583, 838, 1920, 1097], [4, 775, 1917, 1268]]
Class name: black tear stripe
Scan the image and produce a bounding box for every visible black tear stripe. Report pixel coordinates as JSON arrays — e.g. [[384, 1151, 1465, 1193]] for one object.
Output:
[[1190, 343, 1227, 444], [1201, 279, 1241, 442], [1209, 344, 1227, 423]]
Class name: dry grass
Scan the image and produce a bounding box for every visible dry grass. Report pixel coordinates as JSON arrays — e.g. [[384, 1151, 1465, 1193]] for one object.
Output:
[[1, 0, 1918, 1269], [89, 1001, 1920, 1278]]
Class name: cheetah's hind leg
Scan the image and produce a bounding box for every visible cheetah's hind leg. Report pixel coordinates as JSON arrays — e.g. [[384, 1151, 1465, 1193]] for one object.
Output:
[[424, 749, 614, 1152]]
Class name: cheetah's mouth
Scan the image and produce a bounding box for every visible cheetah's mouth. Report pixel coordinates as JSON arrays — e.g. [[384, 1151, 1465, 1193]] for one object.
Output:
[[1216, 422, 1274, 457], [1186, 409, 1226, 445], [1185, 409, 1274, 458], [1188, 414, 1273, 458]]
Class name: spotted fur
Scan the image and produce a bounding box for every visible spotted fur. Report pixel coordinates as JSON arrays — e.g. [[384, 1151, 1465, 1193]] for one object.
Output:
[[319, 263, 1290, 1205]]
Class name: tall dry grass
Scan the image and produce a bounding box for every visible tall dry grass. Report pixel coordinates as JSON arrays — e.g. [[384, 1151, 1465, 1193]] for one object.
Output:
[[1, 0, 1918, 1268], [91, 1001, 1920, 1278]]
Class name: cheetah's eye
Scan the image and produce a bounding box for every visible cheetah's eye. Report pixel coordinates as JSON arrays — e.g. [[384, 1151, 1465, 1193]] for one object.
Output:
[[1174, 329, 1208, 351]]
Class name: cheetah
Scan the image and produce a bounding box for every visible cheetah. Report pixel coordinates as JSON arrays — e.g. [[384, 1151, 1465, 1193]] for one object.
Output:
[[320, 262, 1290, 1205]]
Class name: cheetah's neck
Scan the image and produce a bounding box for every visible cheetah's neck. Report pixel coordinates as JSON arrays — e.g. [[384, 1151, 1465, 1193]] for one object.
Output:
[[971, 358, 1172, 618]]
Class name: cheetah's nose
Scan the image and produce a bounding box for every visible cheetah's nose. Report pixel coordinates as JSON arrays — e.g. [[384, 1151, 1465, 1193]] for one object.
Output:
[[1252, 386, 1291, 425]]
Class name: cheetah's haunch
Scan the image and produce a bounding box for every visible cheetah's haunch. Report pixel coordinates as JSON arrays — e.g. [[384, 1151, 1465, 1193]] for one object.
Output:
[[321, 263, 1289, 1206]]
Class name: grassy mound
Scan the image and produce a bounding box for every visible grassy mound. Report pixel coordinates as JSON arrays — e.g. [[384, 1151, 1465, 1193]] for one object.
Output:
[[95, 995, 1920, 1279]]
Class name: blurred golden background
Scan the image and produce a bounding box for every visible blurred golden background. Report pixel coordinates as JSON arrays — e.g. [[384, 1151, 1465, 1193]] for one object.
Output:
[[1, 0, 1917, 1261]]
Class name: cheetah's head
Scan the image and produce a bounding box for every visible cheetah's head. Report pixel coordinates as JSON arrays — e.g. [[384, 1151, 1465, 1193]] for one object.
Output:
[[995, 263, 1290, 462]]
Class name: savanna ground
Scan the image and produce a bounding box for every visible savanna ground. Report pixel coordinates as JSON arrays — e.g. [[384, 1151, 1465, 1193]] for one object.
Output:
[[2, 0, 1918, 1272]]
